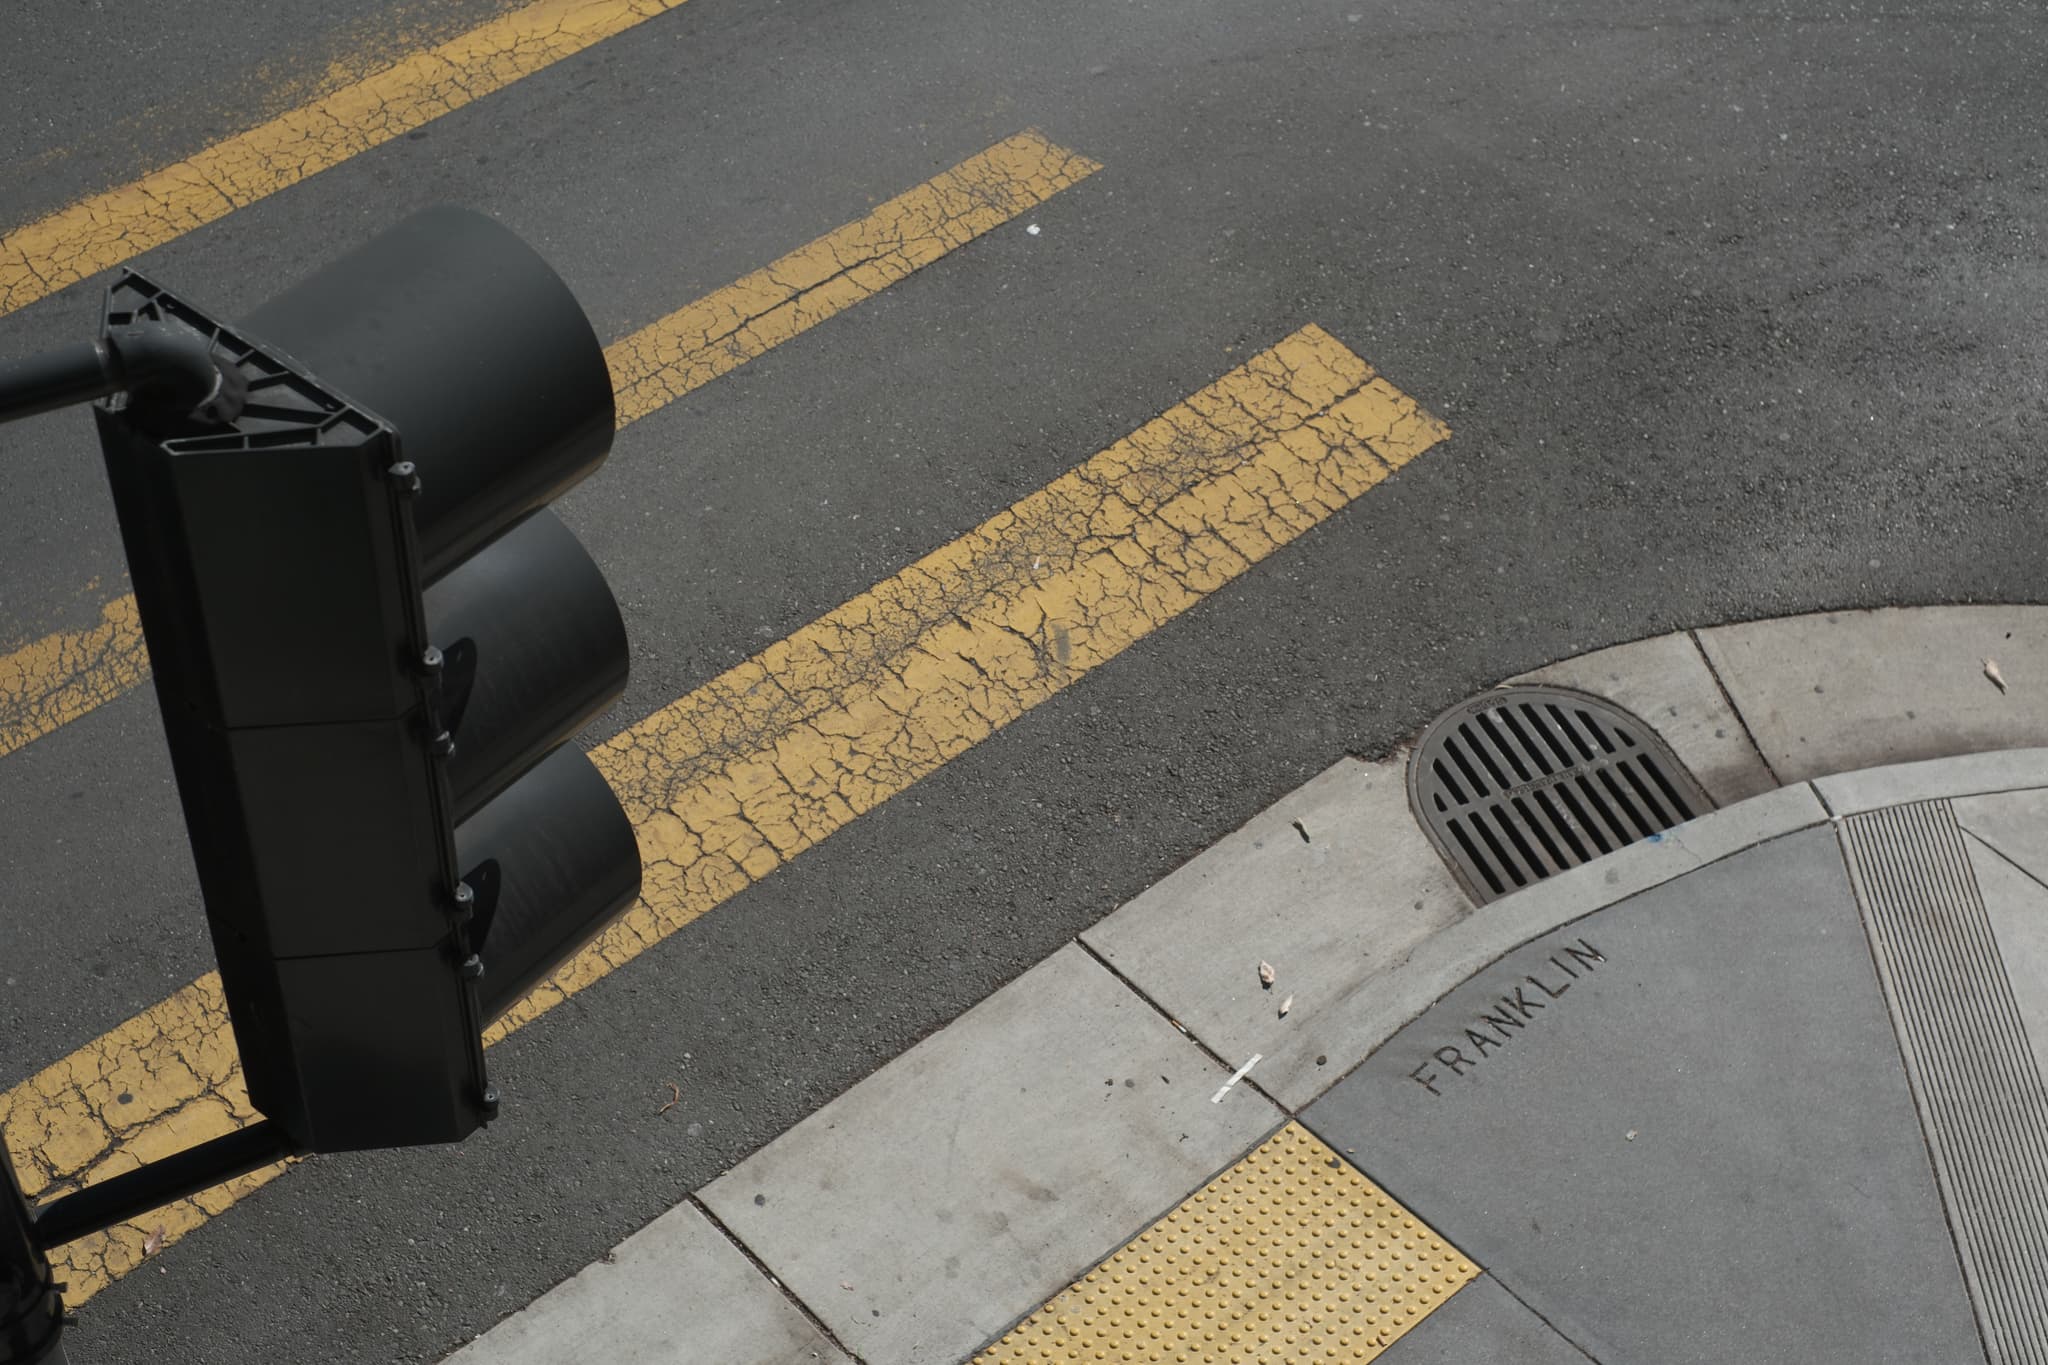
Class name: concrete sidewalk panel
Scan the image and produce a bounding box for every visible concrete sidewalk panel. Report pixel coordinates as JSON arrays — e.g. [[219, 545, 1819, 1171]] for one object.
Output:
[[1956, 786, 2048, 886], [443, 1202, 847, 1365], [1375, 1276, 1594, 1364], [1082, 756, 1472, 1111], [1511, 630, 1776, 806], [1294, 784, 1826, 1085], [1698, 605, 2048, 782], [1959, 838, 2048, 1092], [1813, 748, 2048, 816], [701, 945, 1280, 1365], [1303, 828, 1985, 1364]]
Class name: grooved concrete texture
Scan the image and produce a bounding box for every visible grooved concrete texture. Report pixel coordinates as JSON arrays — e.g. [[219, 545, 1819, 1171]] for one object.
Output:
[[443, 1202, 847, 1365], [1375, 1276, 1593, 1364], [1304, 828, 1986, 1364], [700, 945, 1280, 1365], [1511, 630, 1776, 806], [1698, 606, 2048, 782], [1842, 802, 2048, 1363], [1082, 757, 1472, 1110]]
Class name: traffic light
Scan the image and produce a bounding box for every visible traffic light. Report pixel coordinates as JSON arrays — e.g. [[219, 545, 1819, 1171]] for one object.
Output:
[[90, 207, 642, 1153]]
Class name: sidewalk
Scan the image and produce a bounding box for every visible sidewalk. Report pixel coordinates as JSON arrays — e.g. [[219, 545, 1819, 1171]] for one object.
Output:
[[440, 605, 2048, 1364]]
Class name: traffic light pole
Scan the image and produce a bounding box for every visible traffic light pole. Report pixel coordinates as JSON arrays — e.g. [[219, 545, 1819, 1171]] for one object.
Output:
[[1, 1153, 63, 1365]]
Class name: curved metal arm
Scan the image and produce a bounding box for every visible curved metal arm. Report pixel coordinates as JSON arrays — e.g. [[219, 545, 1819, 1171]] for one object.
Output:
[[0, 323, 245, 428]]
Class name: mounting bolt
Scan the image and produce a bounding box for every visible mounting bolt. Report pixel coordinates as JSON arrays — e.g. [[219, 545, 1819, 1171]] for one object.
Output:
[[386, 459, 421, 496], [460, 954, 485, 981]]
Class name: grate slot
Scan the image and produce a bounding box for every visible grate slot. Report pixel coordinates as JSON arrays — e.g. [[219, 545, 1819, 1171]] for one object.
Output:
[[1446, 818, 1504, 896], [1519, 702, 1577, 768], [1489, 804, 1547, 882], [1512, 794, 1570, 870], [1455, 722, 1513, 792], [1444, 734, 1492, 799], [1577, 710, 1618, 755], [1616, 758, 1673, 829], [1476, 711, 1534, 784], [1468, 811, 1528, 889], [1641, 756, 1697, 821], [1546, 702, 1598, 760], [1532, 788, 1592, 862], [1595, 767, 1655, 839], [1496, 707, 1555, 776], [1554, 781, 1615, 855], [1575, 773, 1636, 845], [1431, 758, 1468, 808]]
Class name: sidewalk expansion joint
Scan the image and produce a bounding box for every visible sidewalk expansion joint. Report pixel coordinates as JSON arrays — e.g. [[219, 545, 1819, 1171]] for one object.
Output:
[[1688, 625, 1782, 787], [1074, 937, 1292, 1116], [1486, 1273, 1606, 1364], [1812, 780, 1840, 820], [686, 1194, 870, 1365], [1963, 825, 2048, 899]]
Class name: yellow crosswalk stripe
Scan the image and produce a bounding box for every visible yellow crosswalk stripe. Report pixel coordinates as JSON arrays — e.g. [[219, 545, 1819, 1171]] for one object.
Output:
[[608, 131, 1099, 424], [0, 130, 1097, 762], [0, 0, 692, 319], [2, 324, 1447, 1303]]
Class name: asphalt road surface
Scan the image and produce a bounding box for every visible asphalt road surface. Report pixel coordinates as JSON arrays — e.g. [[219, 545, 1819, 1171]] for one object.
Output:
[[2, 0, 2045, 1360]]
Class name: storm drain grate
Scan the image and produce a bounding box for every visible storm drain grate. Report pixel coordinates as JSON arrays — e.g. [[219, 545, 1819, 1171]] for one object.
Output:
[[1407, 686, 1713, 903]]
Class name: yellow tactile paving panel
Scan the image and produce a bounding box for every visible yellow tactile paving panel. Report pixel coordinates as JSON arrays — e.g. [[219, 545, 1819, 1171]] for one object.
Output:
[[975, 1122, 1478, 1363]]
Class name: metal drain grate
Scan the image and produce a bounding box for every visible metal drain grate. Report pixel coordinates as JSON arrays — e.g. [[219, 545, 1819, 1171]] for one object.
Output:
[[1408, 686, 1713, 903]]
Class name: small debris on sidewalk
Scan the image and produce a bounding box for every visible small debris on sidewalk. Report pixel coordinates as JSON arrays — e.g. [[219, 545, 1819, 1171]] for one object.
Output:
[[1025, 223, 1041, 236], [658, 1081, 682, 1115], [1211, 1053, 1263, 1103], [841, 1280, 855, 1291], [1278, 994, 1294, 1019], [1985, 657, 2008, 694], [143, 1225, 166, 1257], [1258, 960, 1276, 989], [1626, 1130, 1638, 1141]]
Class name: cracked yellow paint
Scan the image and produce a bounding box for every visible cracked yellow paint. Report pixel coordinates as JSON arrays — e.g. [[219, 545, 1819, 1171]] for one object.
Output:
[[0, 974, 291, 1300], [3, 325, 1446, 1304], [0, 0, 691, 318], [0, 596, 150, 759], [605, 130, 1099, 424], [514, 324, 1446, 1032], [0, 131, 1093, 760], [974, 1123, 1479, 1362]]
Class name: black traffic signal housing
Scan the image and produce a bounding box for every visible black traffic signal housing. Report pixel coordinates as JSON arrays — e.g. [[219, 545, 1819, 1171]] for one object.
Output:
[[92, 207, 642, 1153]]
